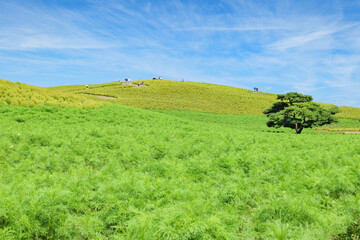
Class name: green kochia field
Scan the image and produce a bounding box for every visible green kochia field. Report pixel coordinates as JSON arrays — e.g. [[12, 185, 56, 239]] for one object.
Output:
[[1, 104, 360, 239]]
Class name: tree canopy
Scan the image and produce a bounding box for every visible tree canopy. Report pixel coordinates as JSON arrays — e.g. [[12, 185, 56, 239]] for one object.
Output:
[[263, 92, 339, 134]]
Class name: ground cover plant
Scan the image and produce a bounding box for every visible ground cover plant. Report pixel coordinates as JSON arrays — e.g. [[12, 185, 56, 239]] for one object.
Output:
[[1, 104, 360, 239]]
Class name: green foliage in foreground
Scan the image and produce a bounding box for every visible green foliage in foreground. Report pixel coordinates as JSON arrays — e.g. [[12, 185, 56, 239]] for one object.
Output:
[[264, 92, 338, 134], [1, 105, 360, 239]]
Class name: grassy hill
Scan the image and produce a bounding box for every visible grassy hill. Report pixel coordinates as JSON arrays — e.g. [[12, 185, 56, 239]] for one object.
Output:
[[51, 79, 360, 118], [1, 78, 360, 118], [50, 80, 277, 115]]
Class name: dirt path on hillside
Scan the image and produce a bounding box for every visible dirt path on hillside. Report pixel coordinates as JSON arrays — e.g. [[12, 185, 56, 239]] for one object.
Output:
[[79, 82, 145, 99], [316, 130, 360, 134], [79, 93, 116, 99], [95, 95, 116, 99]]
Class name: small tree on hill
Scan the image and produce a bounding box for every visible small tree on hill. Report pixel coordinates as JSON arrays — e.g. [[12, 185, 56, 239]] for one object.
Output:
[[263, 92, 339, 134]]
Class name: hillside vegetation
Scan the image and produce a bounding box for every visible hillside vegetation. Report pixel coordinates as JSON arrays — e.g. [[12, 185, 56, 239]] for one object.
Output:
[[1, 104, 360, 239], [51, 80, 360, 118], [1, 78, 359, 118], [0, 79, 105, 108], [51, 80, 277, 115]]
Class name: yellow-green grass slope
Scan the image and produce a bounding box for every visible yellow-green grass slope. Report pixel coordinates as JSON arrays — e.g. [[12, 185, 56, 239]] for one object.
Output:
[[1, 78, 360, 118], [52, 80, 277, 115], [0, 79, 106, 108], [51, 79, 360, 118]]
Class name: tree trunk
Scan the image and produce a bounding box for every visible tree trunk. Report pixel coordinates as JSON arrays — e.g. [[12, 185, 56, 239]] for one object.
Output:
[[295, 123, 303, 134]]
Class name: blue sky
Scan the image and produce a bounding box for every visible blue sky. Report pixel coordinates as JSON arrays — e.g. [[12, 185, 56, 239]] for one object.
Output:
[[1, 0, 360, 107]]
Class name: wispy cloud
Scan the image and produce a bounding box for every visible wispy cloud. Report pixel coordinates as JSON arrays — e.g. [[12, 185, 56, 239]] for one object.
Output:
[[179, 26, 286, 31], [269, 24, 359, 50], [269, 30, 336, 50]]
